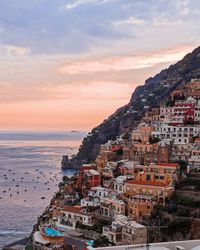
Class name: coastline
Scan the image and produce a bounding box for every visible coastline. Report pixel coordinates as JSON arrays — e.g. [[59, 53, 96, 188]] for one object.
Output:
[[0, 133, 83, 249]]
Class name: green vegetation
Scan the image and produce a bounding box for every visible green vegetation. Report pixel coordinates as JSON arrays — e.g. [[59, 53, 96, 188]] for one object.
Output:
[[122, 132, 130, 140], [165, 100, 175, 107], [76, 219, 111, 233], [115, 147, 123, 156], [177, 207, 190, 217], [176, 195, 200, 208], [25, 244, 33, 250], [167, 218, 191, 236], [149, 136, 161, 144], [93, 236, 113, 247]]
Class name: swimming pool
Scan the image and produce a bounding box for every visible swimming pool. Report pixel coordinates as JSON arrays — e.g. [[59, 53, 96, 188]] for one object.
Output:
[[86, 240, 94, 246], [44, 227, 64, 237]]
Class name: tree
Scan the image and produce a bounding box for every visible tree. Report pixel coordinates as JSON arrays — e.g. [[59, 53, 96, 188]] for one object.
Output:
[[167, 218, 191, 236], [93, 236, 112, 247]]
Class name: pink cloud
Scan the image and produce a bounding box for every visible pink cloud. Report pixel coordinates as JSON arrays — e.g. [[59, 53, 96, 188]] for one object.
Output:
[[58, 45, 193, 75]]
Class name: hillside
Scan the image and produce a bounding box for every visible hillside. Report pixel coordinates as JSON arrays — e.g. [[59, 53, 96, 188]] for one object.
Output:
[[71, 46, 200, 166]]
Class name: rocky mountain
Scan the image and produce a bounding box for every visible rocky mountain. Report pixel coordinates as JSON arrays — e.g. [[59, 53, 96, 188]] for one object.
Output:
[[70, 46, 200, 166]]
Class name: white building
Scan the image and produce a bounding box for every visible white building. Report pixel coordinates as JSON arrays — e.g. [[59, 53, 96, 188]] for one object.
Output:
[[171, 144, 192, 161], [160, 106, 174, 123], [188, 144, 200, 170], [91, 186, 110, 199], [194, 100, 200, 122], [152, 123, 200, 144], [57, 206, 94, 229], [103, 215, 147, 245], [81, 196, 100, 207], [114, 176, 129, 194]]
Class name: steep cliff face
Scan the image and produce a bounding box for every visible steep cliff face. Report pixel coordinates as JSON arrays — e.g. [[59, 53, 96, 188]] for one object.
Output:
[[73, 46, 200, 165]]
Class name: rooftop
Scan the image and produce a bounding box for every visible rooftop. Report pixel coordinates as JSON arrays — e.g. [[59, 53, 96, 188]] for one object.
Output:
[[126, 180, 168, 187], [156, 162, 179, 168], [84, 169, 100, 176], [63, 206, 82, 213]]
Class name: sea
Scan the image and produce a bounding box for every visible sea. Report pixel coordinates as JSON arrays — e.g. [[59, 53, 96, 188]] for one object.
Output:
[[0, 131, 86, 249]]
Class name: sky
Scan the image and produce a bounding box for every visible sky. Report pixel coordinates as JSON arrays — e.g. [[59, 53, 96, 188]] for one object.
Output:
[[0, 0, 200, 131]]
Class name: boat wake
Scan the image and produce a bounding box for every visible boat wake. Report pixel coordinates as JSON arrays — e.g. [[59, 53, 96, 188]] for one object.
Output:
[[0, 229, 27, 237]]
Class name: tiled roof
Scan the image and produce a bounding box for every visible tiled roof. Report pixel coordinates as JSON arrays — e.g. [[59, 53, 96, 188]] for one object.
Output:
[[125, 180, 167, 187], [63, 206, 82, 213], [157, 162, 178, 168], [63, 206, 94, 216]]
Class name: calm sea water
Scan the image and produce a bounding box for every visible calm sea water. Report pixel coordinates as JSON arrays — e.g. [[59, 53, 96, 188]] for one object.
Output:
[[0, 131, 85, 248]]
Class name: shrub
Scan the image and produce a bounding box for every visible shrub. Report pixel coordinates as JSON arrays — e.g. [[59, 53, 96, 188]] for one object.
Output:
[[167, 218, 191, 236], [176, 195, 200, 208], [177, 207, 190, 217], [93, 236, 112, 247]]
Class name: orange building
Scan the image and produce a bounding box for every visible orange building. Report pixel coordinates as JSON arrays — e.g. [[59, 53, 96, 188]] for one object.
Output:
[[96, 150, 114, 174], [124, 180, 174, 204], [132, 124, 152, 144], [134, 143, 158, 153], [143, 108, 160, 125], [185, 79, 200, 99], [126, 195, 155, 221], [135, 162, 179, 186], [123, 145, 136, 160]]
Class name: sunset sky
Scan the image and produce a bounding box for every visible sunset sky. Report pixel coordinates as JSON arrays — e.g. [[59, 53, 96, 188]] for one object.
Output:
[[0, 0, 200, 131]]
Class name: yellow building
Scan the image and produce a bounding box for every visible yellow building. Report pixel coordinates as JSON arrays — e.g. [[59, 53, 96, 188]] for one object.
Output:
[[125, 195, 155, 221]]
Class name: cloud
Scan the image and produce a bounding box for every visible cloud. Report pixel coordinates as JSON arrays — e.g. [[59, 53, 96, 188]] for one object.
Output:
[[152, 18, 178, 27], [58, 46, 192, 75], [176, 0, 190, 15], [64, 0, 111, 10], [152, 15, 182, 27], [113, 17, 145, 26], [0, 45, 30, 56], [0, 79, 133, 104]]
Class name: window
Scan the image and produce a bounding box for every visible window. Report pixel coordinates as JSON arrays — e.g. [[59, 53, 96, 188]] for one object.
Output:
[[146, 175, 151, 181]]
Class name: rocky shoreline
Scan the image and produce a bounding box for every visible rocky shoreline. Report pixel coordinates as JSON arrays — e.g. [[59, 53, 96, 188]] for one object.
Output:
[[4, 46, 200, 250]]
